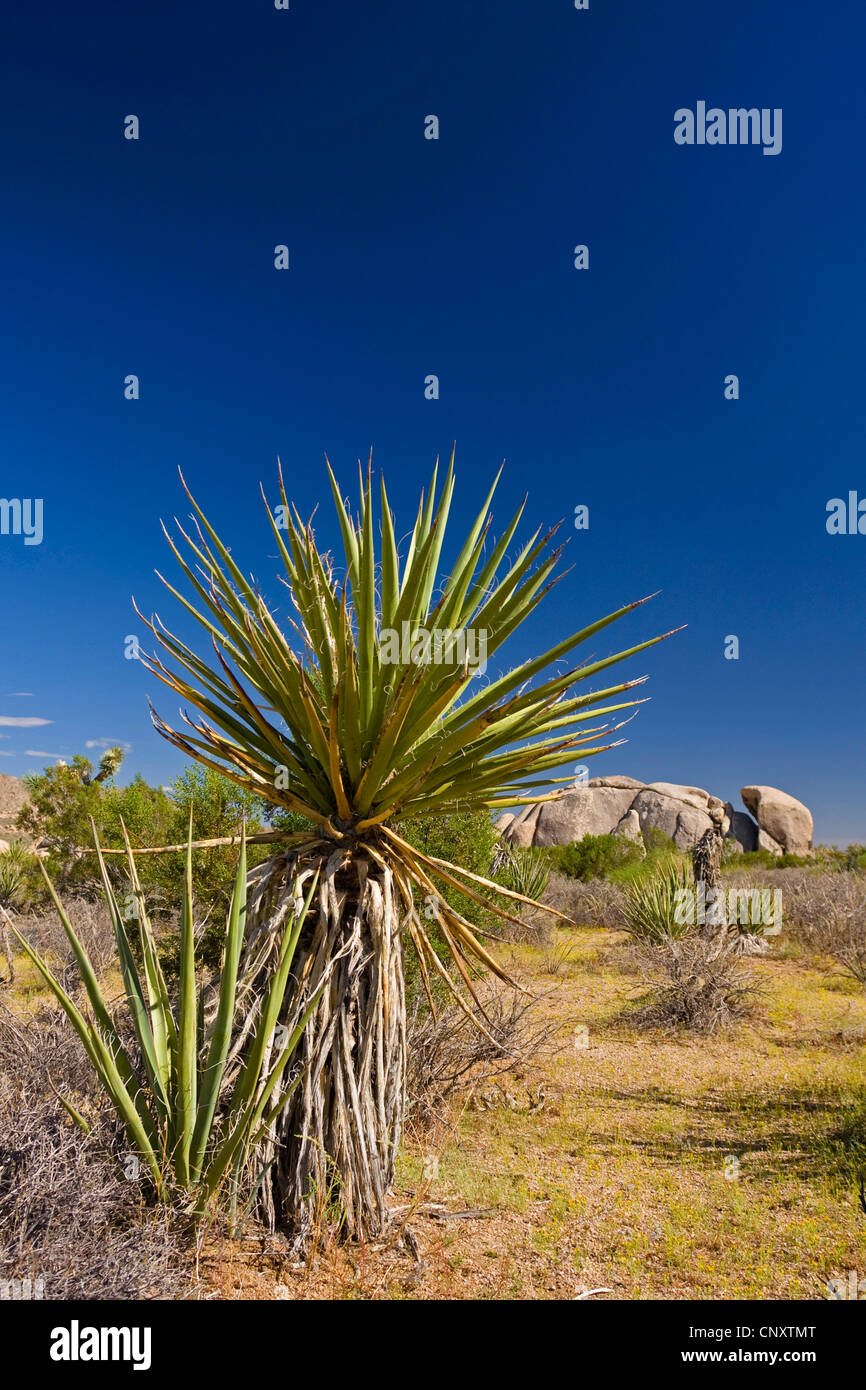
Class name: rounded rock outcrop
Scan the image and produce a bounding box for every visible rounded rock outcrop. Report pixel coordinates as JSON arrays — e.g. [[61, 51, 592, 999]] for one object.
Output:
[[497, 776, 812, 856]]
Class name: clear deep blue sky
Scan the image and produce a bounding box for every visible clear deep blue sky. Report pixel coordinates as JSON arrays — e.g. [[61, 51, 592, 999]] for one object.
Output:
[[0, 1, 863, 843]]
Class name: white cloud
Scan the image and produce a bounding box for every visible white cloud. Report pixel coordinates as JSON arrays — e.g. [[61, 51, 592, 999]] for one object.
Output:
[[25, 750, 67, 759], [5, 692, 35, 697], [86, 738, 132, 751], [0, 716, 52, 727]]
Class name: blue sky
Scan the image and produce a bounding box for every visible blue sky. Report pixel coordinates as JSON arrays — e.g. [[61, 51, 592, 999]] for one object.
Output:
[[0, 0, 863, 842]]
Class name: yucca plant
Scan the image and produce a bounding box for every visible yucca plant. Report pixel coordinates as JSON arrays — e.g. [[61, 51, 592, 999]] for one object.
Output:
[[495, 843, 552, 904], [622, 861, 694, 943], [134, 453, 678, 1243], [0, 841, 37, 985], [3, 822, 321, 1219], [0, 840, 35, 910]]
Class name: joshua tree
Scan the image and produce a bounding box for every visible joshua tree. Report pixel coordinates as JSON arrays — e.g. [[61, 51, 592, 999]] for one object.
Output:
[[692, 823, 723, 934], [138, 455, 676, 1245], [81, 746, 126, 786]]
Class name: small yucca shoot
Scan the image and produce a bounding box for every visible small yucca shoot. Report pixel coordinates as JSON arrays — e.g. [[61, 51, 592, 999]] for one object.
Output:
[[3, 819, 321, 1216], [622, 862, 693, 943], [0, 840, 35, 910]]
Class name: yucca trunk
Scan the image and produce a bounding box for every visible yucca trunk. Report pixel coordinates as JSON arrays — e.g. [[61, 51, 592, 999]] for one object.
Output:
[[239, 848, 406, 1247]]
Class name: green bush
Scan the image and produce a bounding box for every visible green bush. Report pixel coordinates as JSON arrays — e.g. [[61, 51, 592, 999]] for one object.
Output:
[[810, 844, 866, 873], [612, 826, 682, 884], [17, 756, 175, 899], [553, 828, 661, 884], [732, 850, 778, 871], [734, 849, 813, 871], [16, 755, 272, 930], [551, 832, 644, 883]]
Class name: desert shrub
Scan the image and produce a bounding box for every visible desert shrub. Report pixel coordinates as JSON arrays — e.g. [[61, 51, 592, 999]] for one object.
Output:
[[735, 849, 777, 870], [627, 935, 758, 1034], [614, 859, 762, 1031], [546, 871, 627, 928], [791, 873, 866, 985], [549, 827, 684, 887], [613, 825, 684, 883], [0, 1004, 192, 1299], [729, 868, 866, 976], [724, 864, 810, 895], [734, 849, 813, 870], [405, 984, 561, 1136], [12, 896, 119, 991], [813, 844, 866, 873], [396, 808, 498, 899]]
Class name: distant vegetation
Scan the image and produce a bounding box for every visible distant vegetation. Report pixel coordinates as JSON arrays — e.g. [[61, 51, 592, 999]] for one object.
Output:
[[732, 845, 866, 872], [15, 752, 268, 918], [547, 827, 678, 884], [543, 829, 866, 885]]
